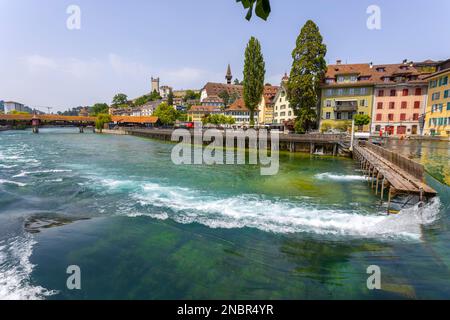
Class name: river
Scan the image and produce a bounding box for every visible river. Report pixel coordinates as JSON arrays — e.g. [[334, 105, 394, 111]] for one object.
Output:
[[0, 128, 449, 299]]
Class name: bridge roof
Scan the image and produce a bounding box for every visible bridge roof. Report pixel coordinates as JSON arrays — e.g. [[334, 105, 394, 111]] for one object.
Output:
[[0, 114, 159, 124]]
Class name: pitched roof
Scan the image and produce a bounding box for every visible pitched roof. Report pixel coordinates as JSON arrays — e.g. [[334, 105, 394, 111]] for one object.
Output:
[[225, 99, 249, 112], [323, 62, 432, 87], [202, 82, 243, 98]]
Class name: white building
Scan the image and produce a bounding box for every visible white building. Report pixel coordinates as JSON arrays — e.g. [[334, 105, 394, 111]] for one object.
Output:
[[273, 84, 295, 124], [4, 101, 25, 114], [224, 98, 259, 127]]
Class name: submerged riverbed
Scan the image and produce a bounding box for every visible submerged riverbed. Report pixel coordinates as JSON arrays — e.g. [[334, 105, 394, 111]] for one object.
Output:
[[0, 128, 449, 299]]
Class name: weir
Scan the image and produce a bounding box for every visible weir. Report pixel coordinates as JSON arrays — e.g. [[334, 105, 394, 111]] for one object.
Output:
[[125, 128, 351, 157], [353, 141, 437, 212]]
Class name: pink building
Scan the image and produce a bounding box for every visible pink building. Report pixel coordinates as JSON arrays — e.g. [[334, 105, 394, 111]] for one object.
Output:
[[371, 62, 434, 137]]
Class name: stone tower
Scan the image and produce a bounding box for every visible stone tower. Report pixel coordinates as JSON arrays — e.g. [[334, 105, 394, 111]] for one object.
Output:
[[151, 77, 160, 93], [225, 64, 232, 85]]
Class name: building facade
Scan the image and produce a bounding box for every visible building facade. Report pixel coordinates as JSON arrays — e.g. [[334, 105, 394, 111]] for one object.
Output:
[[320, 62, 374, 132], [371, 63, 430, 137], [423, 59, 450, 137], [4, 101, 25, 114], [224, 99, 258, 126], [188, 105, 222, 123], [257, 85, 279, 125], [273, 74, 295, 125]]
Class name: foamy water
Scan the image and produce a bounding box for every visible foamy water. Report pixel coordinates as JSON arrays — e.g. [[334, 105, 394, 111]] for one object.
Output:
[[92, 177, 441, 241], [315, 172, 367, 182], [0, 236, 56, 300]]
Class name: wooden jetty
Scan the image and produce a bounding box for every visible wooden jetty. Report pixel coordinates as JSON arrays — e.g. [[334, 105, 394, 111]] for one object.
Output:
[[353, 141, 437, 211]]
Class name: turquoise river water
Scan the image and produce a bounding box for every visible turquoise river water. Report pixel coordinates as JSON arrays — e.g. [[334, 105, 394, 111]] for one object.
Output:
[[0, 128, 449, 299]]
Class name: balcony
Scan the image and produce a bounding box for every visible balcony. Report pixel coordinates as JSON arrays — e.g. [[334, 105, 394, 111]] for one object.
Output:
[[334, 100, 358, 112]]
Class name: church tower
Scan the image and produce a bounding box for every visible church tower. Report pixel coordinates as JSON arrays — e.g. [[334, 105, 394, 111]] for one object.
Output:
[[225, 64, 232, 85]]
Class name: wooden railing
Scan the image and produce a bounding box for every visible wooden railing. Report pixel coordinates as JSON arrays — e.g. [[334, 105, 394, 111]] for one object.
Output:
[[361, 141, 424, 180]]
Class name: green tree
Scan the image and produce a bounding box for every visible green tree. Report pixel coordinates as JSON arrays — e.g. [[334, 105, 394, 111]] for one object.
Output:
[[95, 114, 112, 132], [203, 114, 235, 125], [243, 36, 265, 126], [9, 110, 30, 115], [135, 95, 150, 107], [183, 90, 200, 102], [112, 93, 128, 106], [237, 0, 271, 21], [234, 78, 242, 85], [287, 20, 327, 133], [91, 103, 109, 116], [153, 102, 178, 125], [167, 90, 174, 106], [354, 114, 371, 131]]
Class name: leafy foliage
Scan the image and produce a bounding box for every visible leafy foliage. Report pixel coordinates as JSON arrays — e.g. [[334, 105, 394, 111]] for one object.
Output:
[[236, 0, 271, 21], [167, 90, 174, 106], [287, 20, 327, 133], [95, 113, 112, 131], [183, 90, 201, 102], [202, 114, 235, 125], [218, 90, 239, 108], [8, 110, 30, 115], [91, 103, 109, 116], [134, 90, 162, 107], [112, 93, 128, 106], [354, 114, 371, 130], [153, 102, 184, 125], [243, 36, 265, 126]]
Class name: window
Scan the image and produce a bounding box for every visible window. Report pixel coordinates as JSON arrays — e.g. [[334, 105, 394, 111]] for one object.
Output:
[[349, 88, 355, 95], [360, 88, 368, 95], [440, 76, 448, 86], [336, 112, 342, 120], [413, 113, 419, 121], [350, 76, 357, 82], [415, 88, 422, 96], [288, 111, 292, 116], [402, 89, 409, 96], [337, 76, 344, 83], [337, 89, 344, 96], [360, 100, 367, 107], [389, 102, 395, 109], [414, 101, 421, 109], [432, 92, 441, 101], [378, 90, 385, 97], [444, 90, 449, 99], [376, 114, 382, 121], [377, 102, 383, 109], [388, 114, 394, 121], [448, 102, 450, 111], [401, 101, 407, 109], [430, 80, 437, 88], [390, 89, 396, 97], [400, 113, 406, 121], [375, 125, 381, 132]]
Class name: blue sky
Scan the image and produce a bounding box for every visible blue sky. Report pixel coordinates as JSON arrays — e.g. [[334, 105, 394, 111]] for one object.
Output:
[[1, 0, 449, 111]]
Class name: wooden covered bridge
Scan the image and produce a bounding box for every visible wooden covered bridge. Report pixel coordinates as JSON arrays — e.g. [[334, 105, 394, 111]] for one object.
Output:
[[353, 141, 437, 212], [0, 114, 159, 132]]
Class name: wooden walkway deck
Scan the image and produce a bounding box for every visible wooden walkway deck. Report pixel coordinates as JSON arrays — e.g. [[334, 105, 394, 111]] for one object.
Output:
[[353, 142, 437, 210]]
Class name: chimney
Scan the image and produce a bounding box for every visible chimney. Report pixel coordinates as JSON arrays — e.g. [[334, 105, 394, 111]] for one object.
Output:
[[369, 62, 373, 69], [336, 60, 342, 65]]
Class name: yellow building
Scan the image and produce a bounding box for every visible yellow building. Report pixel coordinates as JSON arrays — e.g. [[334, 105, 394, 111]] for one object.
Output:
[[423, 59, 450, 137], [320, 62, 375, 132], [187, 105, 222, 123]]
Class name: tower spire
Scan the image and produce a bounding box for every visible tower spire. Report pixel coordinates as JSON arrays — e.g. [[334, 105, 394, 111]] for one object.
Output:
[[225, 64, 232, 84]]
